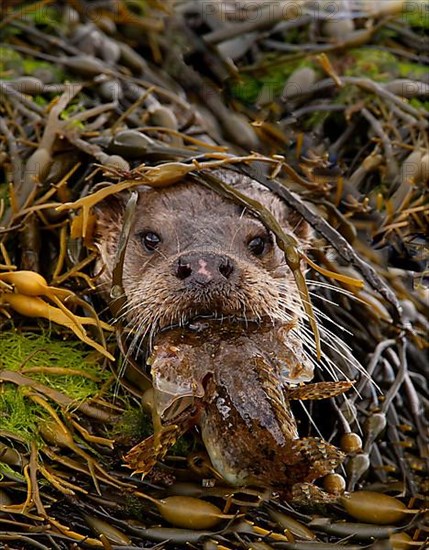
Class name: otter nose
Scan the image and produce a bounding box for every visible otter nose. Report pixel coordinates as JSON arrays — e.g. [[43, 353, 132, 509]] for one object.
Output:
[[174, 253, 235, 285]]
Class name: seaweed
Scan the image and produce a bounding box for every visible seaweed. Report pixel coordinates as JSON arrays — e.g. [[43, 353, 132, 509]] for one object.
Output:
[[0, 0, 427, 547]]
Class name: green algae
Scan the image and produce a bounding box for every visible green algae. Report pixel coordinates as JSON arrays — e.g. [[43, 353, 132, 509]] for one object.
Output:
[[33, 94, 48, 106], [0, 46, 65, 82], [410, 98, 429, 111], [344, 48, 428, 83], [169, 433, 195, 457], [3, 3, 61, 29], [111, 407, 153, 441], [60, 102, 86, 130], [21, 58, 65, 82], [0, 385, 45, 443], [0, 47, 23, 74], [125, 0, 150, 16], [345, 48, 398, 81], [229, 74, 262, 104], [0, 330, 117, 455], [25, 6, 61, 28], [397, 60, 429, 80], [111, 405, 194, 455], [402, 3, 429, 29], [229, 60, 320, 105], [0, 330, 109, 401], [0, 461, 25, 481]]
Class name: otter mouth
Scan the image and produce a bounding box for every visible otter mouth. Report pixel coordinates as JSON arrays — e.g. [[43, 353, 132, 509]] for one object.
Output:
[[159, 313, 269, 334]]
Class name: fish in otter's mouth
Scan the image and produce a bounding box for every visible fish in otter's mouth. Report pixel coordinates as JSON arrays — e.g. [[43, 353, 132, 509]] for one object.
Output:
[[125, 318, 352, 494]]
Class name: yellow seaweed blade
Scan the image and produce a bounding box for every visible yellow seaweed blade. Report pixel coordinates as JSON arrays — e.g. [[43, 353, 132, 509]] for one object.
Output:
[[1, 294, 114, 361]]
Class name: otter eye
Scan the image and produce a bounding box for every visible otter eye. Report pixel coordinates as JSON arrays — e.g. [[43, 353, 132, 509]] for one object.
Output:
[[248, 236, 268, 256], [141, 231, 161, 251]]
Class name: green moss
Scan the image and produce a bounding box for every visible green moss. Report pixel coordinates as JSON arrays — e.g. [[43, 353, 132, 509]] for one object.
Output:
[[0, 48, 64, 81], [110, 404, 195, 457], [2, 3, 61, 29], [62, 118, 85, 131], [258, 70, 290, 102], [169, 433, 195, 456], [21, 58, 47, 74], [33, 95, 48, 107], [284, 27, 307, 44], [26, 6, 60, 27], [345, 47, 429, 84], [0, 47, 22, 64], [125, 0, 149, 16], [397, 61, 429, 80], [0, 25, 22, 41], [231, 59, 320, 105], [122, 493, 148, 518], [409, 98, 429, 111], [59, 101, 87, 130], [303, 110, 330, 131], [0, 330, 113, 447]]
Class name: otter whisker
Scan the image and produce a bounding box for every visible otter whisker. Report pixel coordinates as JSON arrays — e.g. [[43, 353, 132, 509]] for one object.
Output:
[[307, 291, 343, 307], [125, 321, 150, 359], [305, 279, 364, 300], [297, 323, 373, 387], [311, 303, 355, 337], [153, 247, 169, 262], [274, 310, 355, 373], [275, 300, 305, 320], [277, 279, 362, 315], [298, 401, 325, 440]]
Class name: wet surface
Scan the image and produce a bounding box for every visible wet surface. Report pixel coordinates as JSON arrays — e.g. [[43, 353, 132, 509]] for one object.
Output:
[[147, 320, 344, 491]]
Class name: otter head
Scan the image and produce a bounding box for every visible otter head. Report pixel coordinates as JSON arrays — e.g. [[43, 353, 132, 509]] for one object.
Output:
[[95, 170, 311, 343]]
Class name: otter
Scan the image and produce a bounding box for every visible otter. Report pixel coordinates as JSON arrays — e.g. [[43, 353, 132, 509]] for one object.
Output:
[[95, 169, 353, 492], [95, 169, 312, 345]]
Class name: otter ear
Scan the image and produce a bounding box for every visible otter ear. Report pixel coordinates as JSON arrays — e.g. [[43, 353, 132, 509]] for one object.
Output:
[[94, 192, 127, 233], [282, 208, 313, 246], [93, 192, 129, 287], [263, 193, 313, 248], [238, 183, 313, 248], [227, 172, 313, 247]]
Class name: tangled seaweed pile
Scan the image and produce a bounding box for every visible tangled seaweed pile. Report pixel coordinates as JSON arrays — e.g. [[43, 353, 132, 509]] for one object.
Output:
[[0, 1, 428, 548]]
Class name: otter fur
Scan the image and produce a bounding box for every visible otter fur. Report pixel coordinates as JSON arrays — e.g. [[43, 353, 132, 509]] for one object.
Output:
[[95, 169, 312, 345]]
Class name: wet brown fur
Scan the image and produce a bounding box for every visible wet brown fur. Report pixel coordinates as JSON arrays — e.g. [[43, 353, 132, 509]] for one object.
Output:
[[95, 170, 311, 341]]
